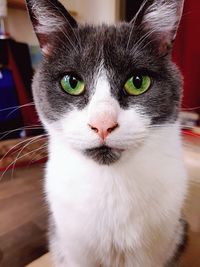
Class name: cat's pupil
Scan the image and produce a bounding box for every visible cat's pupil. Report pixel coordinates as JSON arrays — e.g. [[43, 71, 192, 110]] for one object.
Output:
[[133, 76, 143, 89], [69, 76, 78, 89]]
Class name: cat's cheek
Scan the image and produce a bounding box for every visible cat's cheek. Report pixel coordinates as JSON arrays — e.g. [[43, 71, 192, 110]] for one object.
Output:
[[47, 109, 101, 150], [106, 106, 151, 149], [44, 106, 151, 152]]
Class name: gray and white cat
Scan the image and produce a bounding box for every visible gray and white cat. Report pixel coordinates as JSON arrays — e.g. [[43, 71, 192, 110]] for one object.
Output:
[[26, 0, 188, 266]]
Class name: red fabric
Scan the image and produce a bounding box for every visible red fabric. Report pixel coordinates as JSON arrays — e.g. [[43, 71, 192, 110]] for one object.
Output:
[[182, 129, 200, 138], [173, 0, 200, 113]]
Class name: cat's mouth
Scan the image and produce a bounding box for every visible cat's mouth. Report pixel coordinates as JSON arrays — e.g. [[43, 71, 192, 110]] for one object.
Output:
[[84, 145, 124, 165]]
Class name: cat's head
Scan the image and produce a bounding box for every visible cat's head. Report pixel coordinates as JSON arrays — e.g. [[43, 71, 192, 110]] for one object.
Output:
[[26, 0, 184, 165]]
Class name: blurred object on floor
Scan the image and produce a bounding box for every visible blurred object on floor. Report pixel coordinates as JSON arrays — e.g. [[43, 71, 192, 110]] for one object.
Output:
[[180, 111, 199, 130]]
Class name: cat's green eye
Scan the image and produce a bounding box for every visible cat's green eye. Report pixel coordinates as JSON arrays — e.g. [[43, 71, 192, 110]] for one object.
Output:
[[61, 74, 85, 96], [124, 75, 151, 96]]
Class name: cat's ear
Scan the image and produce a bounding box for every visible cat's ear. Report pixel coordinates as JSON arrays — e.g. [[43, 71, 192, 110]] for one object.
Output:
[[133, 0, 184, 55], [26, 0, 78, 56]]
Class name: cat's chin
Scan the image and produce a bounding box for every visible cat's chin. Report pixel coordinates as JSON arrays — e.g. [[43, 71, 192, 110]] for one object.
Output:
[[83, 145, 124, 165]]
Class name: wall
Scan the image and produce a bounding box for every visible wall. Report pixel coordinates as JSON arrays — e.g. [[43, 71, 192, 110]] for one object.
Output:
[[5, 0, 118, 45], [6, 8, 38, 45], [68, 0, 117, 24], [173, 0, 200, 112]]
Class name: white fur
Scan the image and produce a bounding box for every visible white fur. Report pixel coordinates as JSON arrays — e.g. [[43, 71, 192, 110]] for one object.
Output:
[[31, 2, 68, 55], [43, 72, 187, 267], [144, 0, 184, 38], [32, 2, 65, 34], [46, 124, 187, 267], [88, 71, 120, 128]]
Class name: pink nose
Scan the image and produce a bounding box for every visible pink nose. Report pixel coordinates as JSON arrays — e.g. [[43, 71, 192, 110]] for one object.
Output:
[[89, 116, 118, 140]]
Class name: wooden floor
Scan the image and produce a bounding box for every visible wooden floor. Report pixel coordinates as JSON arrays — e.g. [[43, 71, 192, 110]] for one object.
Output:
[[181, 135, 200, 267], [0, 165, 48, 267], [0, 135, 199, 267]]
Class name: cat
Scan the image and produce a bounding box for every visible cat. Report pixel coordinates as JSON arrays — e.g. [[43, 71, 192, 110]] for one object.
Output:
[[26, 0, 188, 266]]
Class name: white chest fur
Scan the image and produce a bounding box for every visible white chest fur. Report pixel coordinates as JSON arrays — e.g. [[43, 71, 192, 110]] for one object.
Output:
[[45, 125, 187, 267]]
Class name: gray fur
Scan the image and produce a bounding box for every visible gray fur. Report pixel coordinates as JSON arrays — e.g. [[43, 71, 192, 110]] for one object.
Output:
[[84, 145, 122, 165], [28, 0, 183, 126], [166, 219, 188, 267]]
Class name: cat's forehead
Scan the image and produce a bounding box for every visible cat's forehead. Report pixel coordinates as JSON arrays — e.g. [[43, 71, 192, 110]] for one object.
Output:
[[50, 23, 159, 77], [77, 23, 141, 54], [78, 24, 131, 42]]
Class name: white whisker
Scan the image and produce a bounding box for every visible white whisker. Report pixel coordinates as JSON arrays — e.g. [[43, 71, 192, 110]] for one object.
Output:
[[46, 0, 81, 49], [9, 135, 47, 179], [28, 144, 48, 165], [6, 103, 35, 118], [0, 126, 44, 141], [127, 0, 149, 49]]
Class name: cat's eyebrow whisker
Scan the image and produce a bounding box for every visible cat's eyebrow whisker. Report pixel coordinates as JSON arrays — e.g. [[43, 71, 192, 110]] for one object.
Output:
[[48, 3, 79, 54], [59, 26, 79, 53], [131, 28, 156, 53], [133, 30, 158, 54], [129, 0, 149, 26], [127, 0, 149, 49], [46, 0, 81, 50], [53, 32, 72, 52], [39, 17, 78, 53], [139, 37, 158, 52]]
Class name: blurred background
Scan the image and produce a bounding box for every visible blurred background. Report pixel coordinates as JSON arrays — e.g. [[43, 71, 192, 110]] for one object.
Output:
[[0, 0, 199, 267]]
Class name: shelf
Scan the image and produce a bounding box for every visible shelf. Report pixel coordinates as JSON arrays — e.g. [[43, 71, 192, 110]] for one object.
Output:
[[8, 0, 26, 10], [7, 0, 78, 17]]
